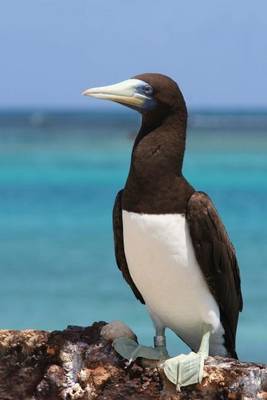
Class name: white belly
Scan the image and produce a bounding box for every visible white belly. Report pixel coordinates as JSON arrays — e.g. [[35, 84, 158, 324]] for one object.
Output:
[[122, 210, 226, 355]]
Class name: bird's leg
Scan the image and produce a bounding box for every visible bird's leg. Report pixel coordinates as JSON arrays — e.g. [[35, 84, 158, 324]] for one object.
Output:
[[153, 327, 169, 360], [163, 325, 211, 391], [113, 327, 168, 364]]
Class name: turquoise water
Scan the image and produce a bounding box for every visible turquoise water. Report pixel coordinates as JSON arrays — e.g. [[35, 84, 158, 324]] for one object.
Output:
[[0, 111, 266, 362]]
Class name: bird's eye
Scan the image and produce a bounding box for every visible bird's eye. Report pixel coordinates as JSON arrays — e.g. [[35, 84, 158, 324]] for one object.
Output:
[[143, 85, 153, 96]]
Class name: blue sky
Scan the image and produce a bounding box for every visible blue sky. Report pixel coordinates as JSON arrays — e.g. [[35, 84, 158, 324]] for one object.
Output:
[[1, 0, 267, 109]]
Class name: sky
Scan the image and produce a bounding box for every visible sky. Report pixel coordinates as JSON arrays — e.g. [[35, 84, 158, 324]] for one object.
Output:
[[1, 0, 267, 109]]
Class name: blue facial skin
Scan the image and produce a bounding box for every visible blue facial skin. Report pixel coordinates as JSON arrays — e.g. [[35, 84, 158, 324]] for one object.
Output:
[[136, 82, 157, 112], [117, 81, 156, 113]]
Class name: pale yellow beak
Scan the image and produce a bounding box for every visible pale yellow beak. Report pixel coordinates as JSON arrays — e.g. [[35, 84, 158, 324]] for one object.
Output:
[[82, 78, 149, 108]]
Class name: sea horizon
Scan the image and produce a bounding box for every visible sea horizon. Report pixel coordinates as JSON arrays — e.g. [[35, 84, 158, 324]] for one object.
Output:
[[1, 108, 267, 128]]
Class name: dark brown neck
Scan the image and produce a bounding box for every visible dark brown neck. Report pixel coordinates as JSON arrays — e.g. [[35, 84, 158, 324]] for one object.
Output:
[[136, 107, 187, 169], [122, 107, 194, 214]]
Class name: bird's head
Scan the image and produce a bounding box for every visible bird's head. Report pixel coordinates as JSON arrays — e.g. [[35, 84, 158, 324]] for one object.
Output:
[[82, 73, 187, 118]]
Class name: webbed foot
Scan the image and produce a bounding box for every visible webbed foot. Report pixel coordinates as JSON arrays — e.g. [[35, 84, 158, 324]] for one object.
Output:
[[113, 336, 168, 364], [163, 350, 205, 390], [163, 329, 210, 390]]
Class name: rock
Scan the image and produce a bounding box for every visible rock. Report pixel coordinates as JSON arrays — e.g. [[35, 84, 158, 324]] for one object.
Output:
[[0, 322, 266, 399], [100, 320, 137, 342]]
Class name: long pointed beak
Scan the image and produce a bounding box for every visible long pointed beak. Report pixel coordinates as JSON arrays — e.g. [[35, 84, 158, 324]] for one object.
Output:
[[82, 79, 150, 108]]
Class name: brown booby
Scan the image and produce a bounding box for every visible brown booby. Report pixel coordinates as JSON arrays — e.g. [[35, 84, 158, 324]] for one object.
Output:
[[82, 73, 243, 388]]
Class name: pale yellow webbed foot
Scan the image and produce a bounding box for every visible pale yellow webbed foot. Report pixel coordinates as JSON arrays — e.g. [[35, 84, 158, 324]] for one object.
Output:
[[163, 329, 210, 390]]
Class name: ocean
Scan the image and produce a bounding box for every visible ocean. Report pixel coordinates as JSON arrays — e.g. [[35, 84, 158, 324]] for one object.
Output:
[[0, 110, 266, 363]]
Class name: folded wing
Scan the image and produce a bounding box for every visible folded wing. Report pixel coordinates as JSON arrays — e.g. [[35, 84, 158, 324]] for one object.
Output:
[[187, 191, 243, 357], [113, 190, 145, 304]]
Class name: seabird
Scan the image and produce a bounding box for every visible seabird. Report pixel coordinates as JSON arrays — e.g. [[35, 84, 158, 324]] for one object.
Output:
[[82, 73, 243, 388]]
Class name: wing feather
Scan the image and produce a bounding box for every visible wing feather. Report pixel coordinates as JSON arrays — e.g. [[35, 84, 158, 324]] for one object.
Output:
[[187, 191, 243, 357], [113, 190, 144, 304]]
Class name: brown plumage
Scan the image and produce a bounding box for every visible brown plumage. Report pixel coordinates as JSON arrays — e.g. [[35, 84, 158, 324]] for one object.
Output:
[[110, 73, 243, 358], [186, 191, 243, 357], [113, 190, 144, 304]]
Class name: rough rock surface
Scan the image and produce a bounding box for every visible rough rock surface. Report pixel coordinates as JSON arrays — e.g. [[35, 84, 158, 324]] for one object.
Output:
[[0, 322, 266, 399]]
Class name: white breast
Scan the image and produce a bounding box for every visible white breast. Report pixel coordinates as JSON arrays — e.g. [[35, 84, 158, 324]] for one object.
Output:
[[122, 210, 226, 356]]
